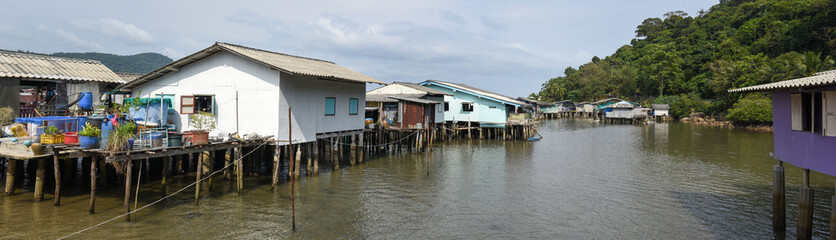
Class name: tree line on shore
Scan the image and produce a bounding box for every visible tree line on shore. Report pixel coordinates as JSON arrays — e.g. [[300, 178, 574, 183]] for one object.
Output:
[[532, 0, 836, 125]]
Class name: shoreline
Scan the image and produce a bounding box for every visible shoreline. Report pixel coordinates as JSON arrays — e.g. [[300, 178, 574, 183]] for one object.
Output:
[[678, 116, 773, 132]]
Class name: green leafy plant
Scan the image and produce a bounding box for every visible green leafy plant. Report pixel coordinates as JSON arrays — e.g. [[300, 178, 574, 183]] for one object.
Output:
[[726, 93, 773, 125], [44, 126, 60, 135], [79, 123, 101, 137], [105, 122, 136, 152], [189, 111, 216, 131]]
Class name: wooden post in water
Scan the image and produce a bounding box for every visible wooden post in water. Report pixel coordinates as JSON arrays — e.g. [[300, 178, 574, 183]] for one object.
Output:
[[5, 159, 16, 196], [288, 107, 297, 232], [195, 153, 202, 205], [313, 140, 320, 174], [225, 149, 233, 180], [349, 134, 356, 165], [34, 159, 45, 201], [306, 143, 312, 174], [162, 156, 171, 196], [831, 178, 836, 240], [89, 155, 98, 214], [124, 160, 133, 222], [237, 146, 243, 192], [53, 153, 62, 206], [203, 151, 212, 191], [798, 168, 814, 240], [272, 145, 280, 190], [358, 133, 364, 163]]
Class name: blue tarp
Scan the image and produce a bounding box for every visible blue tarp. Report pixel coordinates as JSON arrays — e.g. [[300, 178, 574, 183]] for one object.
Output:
[[15, 116, 77, 125], [128, 98, 169, 126]]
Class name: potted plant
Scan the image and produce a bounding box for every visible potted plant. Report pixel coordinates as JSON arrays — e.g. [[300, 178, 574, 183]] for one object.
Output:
[[40, 126, 64, 144], [78, 123, 101, 149], [184, 111, 215, 145], [105, 121, 136, 152]]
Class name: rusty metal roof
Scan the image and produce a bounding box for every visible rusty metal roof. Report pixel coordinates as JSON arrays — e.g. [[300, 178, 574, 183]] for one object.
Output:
[[0, 50, 123, 83], [388, 96, 442, 104], [729, 69, 836, 93], [123, 42, 384, 88]]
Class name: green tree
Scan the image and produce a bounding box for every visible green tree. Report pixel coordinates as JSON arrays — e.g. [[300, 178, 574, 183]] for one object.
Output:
[[726, 93, 773, 124]]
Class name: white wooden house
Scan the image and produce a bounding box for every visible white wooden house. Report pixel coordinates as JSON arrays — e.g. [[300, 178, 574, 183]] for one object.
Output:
[[120, 42, 385, 145]]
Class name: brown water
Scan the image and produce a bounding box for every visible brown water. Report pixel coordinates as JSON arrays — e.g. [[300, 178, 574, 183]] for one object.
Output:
[[1, 119, 834, 239]]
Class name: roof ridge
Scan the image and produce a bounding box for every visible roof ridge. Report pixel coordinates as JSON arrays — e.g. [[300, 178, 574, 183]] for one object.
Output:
[[216, 42, 336, 64], [0, 50, 104, 64]]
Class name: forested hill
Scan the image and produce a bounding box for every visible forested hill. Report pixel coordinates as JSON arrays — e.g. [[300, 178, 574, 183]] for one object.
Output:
[[50, 52, 172, 74], [533, 0, 836, 123]]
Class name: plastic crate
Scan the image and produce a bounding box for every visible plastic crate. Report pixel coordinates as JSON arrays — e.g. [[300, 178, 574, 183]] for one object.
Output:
[[40, 134, 65, 144]]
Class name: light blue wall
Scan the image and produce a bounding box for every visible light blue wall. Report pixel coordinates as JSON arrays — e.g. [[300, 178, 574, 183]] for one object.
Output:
[[422, 83, 509, 127]]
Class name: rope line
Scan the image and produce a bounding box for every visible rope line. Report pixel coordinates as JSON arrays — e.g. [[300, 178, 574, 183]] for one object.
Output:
[[58, 141, 270, 240], [319, 131, 420, 147]]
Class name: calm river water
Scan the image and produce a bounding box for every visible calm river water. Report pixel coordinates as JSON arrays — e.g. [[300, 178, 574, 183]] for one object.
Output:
[[1, 119, 834, 239]]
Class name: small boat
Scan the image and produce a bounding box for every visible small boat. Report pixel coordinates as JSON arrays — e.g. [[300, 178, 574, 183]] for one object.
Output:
[[526, 136, 541, 141]]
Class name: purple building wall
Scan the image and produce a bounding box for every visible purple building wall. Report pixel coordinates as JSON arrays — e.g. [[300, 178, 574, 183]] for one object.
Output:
[[772, 91, 836, 176]]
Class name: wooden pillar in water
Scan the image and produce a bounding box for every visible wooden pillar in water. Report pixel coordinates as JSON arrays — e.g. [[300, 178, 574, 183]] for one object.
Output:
[[34, 159, 45, 201], [124, 160, 133, 222], [5, 159, 16, 196], [313, 141, 319, 174], [306, 143, 312, 175], [203, 151, 212, 191], [89, 155, 97, 214], [294, 145, 301, 179], [162, 155, 171, 196], [332, 137, 339, 171], [831, 178, 836, 240], [358, 133, 364, 163], [236, 146, 243, 193], [349, 134, 356, 165], [272, 145, 279, 190], [53, 153, 62, 206], [798, 168, 814, 240], [225, 149, 233, 180], [195, 153, 202, 205]]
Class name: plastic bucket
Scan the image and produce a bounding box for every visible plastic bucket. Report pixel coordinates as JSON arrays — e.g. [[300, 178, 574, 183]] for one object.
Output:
[[77, 117, 87, 132], [63, 132, 79, 144], [79, 92, 93, 110], [79, 136, 100, 149], [86, 117, 104, 129], [168, 133, 183, 147], [147, 133, 163, 147], [100, 121, 113, 149]]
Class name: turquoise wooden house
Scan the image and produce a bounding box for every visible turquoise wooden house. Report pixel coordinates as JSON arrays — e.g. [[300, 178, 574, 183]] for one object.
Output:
[[419, 80, 527, 128]]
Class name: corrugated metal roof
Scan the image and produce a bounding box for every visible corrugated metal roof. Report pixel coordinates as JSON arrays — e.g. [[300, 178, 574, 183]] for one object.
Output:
[[366, 94, 424, 103], [421, 80, 528, 107], [123, 42, 384, 88], [116, 72, 143, 83], [0, 50, 123, 83], [516, 97, 552, 106], [388, 96, 442, 104], [391, 82, 452, 96], [729, 70, 836, 92]]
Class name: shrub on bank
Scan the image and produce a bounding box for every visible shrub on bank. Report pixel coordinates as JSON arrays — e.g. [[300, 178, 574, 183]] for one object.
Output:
[[671, 93, 709, 119], [726, 93, 772, 125]]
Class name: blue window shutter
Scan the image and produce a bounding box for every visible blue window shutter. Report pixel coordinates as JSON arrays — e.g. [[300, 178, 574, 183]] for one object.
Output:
[[325, 97, 336, 116], [349, 98, 358, 115]]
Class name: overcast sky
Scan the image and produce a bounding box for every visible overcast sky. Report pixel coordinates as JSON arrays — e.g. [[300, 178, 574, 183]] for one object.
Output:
[[0, 0, 716, 97]]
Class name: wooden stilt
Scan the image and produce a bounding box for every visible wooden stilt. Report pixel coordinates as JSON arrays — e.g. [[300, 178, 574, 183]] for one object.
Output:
[[34, 159, 45, 201], [89, 155, 97, 214], [124, 160, 133, 222], [5, 159, 16, 196], [350, 134, 356, 165], [831, 178, 836, 240], [203, 151, 212, 191], [358, 133, 364, 163], [272, 145, 280, 190], [294, 146, 301, 179], [162, 156, 171, 197], [53, 153, 62, 206], [332, 137, 339, 171], [798, 168, 814, 240], [774, 161, 786, 234], [314, 140, 320, 174], [225, 149, 233, 180], [237, 146, 243, 193], [195, 153, 202, 205]]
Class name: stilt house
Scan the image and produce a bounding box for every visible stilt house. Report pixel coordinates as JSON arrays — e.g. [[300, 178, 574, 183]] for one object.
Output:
[[0, 51, 124, 117], [365, 82, 449, 129], [120, 42, 385, 145], [418, 80, 528, 128]]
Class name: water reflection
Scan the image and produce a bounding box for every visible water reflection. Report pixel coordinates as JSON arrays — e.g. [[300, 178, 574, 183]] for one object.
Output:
[[1, 119, 835, 239]]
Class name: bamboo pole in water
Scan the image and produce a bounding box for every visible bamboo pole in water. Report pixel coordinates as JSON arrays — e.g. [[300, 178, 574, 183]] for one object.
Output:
[[133, 159, 144, 219], [272, 145, 279, 190], [289, 107, 296, 231]]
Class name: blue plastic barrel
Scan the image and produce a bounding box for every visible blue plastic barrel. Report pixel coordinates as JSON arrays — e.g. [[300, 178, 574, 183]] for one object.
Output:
[[79, 92, 93, 110], [77, 117, 87, 132], [100, 121, 113, 149]]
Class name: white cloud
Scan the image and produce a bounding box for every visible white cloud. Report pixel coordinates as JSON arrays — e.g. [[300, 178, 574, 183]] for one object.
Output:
[[38, 25, 102, 50], [162, 47, 185, 59], [99, 19, 156, 45]]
